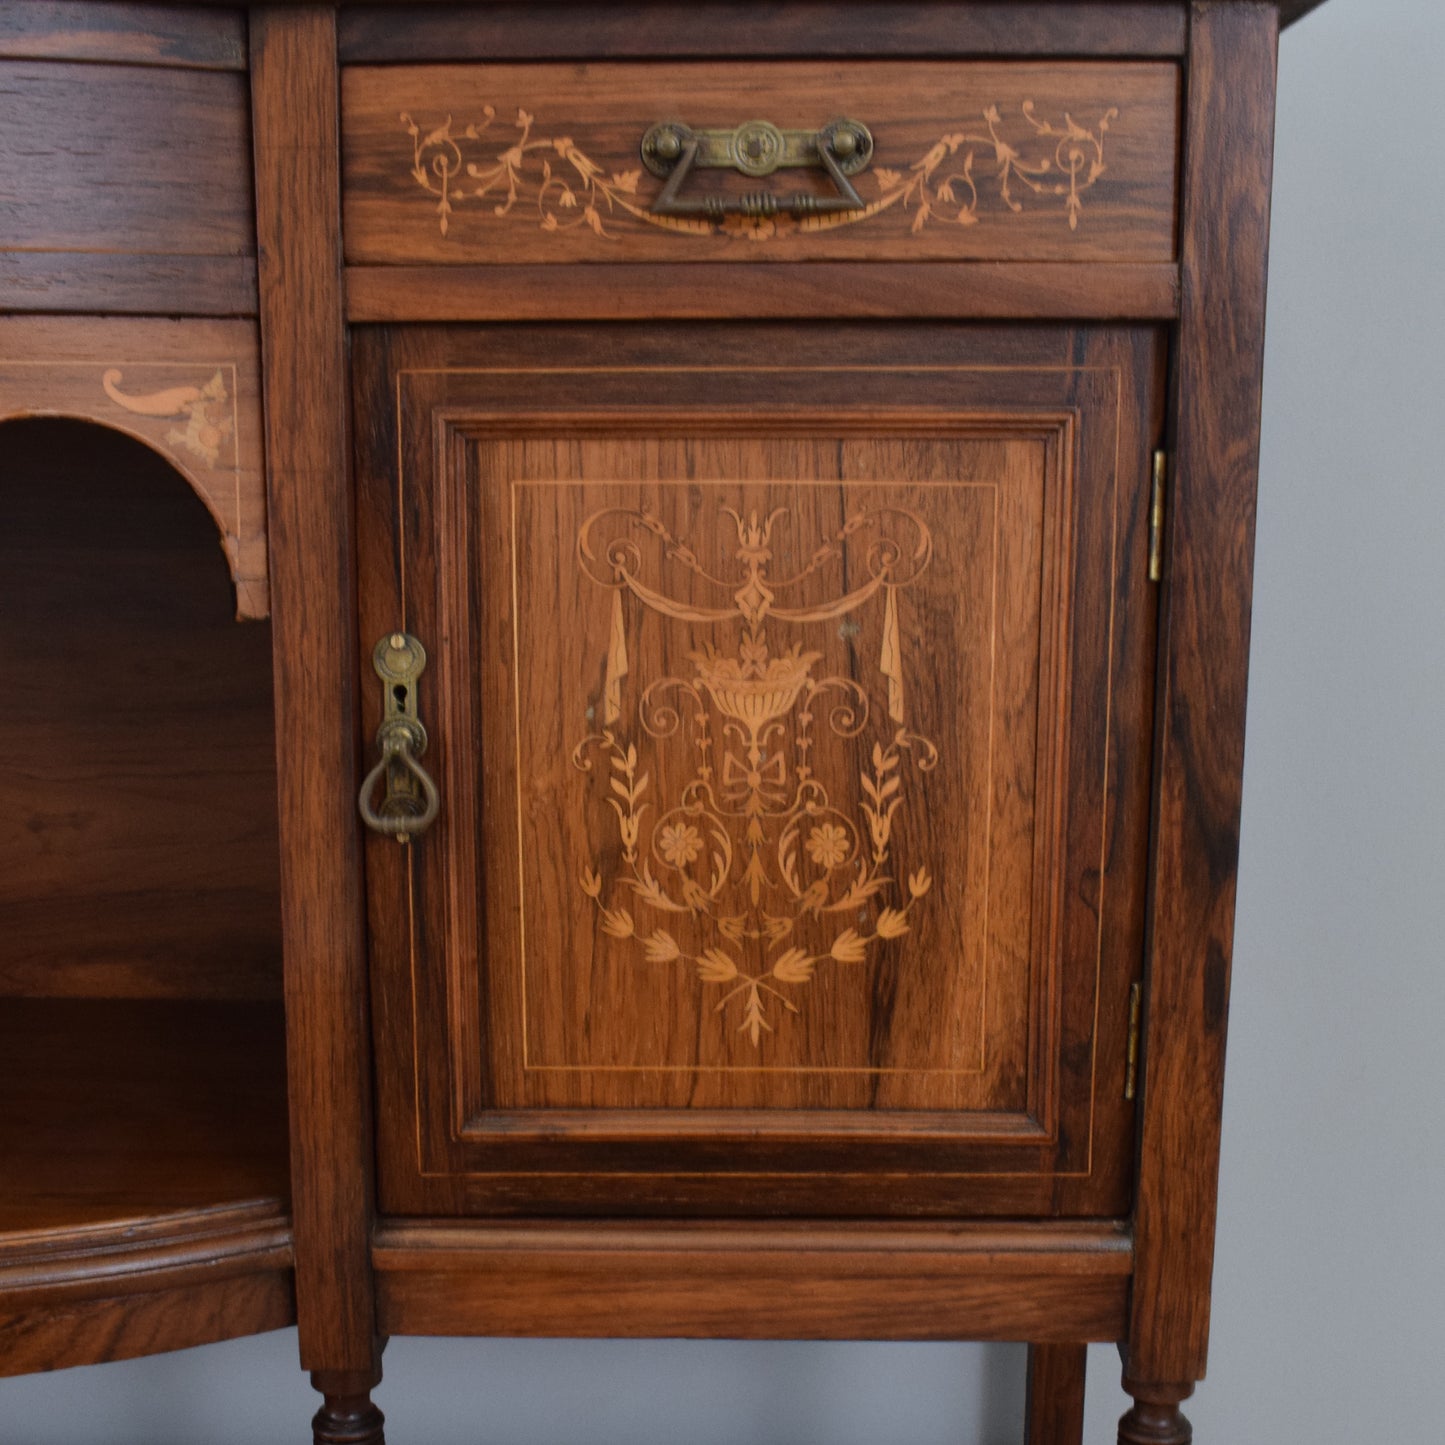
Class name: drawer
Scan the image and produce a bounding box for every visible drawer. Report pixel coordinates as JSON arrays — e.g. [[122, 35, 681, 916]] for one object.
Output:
[[342, 60, 1180, 266]]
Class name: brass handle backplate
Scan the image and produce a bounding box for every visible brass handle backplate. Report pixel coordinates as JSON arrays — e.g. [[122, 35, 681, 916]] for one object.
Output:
[[640, 117, 874, 220], [358, 632, 440, 844]]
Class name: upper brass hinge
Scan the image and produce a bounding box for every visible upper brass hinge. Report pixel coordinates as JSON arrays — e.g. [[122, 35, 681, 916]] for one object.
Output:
[[1148, 449, 1168, 583], [1124, 981, 1143, 1101]]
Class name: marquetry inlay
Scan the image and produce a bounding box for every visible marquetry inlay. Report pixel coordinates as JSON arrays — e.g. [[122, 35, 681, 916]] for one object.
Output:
[[570, 500, 940, 1046], [401, 102, 1120, 242], [101, 367, 234, 468]]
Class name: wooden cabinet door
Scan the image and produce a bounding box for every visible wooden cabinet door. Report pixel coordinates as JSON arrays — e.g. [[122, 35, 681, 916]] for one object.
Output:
[[356, 323, 1162, 1218]]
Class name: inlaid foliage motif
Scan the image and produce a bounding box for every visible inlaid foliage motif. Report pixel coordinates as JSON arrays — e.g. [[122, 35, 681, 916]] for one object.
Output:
[[571, 502, 939, 1046], [401, 102, 1118, 241]]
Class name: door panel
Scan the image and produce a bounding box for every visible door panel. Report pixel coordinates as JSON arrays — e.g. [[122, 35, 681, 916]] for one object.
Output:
[[356, 323, 1162, 1217]]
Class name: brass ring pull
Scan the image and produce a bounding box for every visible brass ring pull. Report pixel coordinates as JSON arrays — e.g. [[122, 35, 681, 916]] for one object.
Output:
[[640, 118, 873, 220], [358, 632, 440, 844]]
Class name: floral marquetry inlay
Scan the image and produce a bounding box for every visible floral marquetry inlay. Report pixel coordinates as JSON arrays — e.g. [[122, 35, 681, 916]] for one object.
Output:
[[570, 502, 942, 1047], [401, 101, 1119, 243]]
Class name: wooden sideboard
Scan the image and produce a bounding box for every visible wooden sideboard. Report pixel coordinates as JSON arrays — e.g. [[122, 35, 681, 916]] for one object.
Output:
[[0, 3, 1324, 1441]]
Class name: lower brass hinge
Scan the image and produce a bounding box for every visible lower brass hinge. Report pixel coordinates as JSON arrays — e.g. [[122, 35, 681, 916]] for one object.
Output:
[[1124, 982, 1143, 1101], [1148, 450, 1168, 583]]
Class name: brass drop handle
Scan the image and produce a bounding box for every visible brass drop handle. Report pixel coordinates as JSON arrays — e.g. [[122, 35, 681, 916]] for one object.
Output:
[[358, 632, 440, 844], [640, 118, 874, 220]]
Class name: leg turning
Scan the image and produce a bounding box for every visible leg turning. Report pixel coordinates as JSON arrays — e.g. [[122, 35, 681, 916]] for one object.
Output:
[[311, 1369, 386, 1445], [1118, 1378, 1194, 1445]]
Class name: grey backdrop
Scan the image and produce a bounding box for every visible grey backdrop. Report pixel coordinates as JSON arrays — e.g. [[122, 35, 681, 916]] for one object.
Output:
[[4, 0, 1441, 1439]]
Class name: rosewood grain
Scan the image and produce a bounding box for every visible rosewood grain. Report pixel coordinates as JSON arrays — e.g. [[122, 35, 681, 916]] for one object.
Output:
[[342, 61, 1180, 266], [0, 1000, 289, 1236], [1026, 1343, 1088, 1445], [0, 252, 259, 319], [0, 1273, 294, 1380], [0, 420, 280, 1001], [1126, 0, 1278, 1402], [0, 2, 246, 68], [0, 61, 255, 259], [355, 321, 1161, 1220], [345, 261, 1182, 323], [249, 2, 383, 1397], [0, 996, 294, 1376], [373, 1221, 1132, 1342], [339, 3, 1191, 63]]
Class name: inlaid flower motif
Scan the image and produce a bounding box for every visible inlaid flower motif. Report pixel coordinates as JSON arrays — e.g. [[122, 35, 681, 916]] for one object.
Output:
[[658, 821, 703, 867], [806, 822, 850, 869]]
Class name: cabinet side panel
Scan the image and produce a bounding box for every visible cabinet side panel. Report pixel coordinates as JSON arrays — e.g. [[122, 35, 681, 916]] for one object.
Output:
[[1129, 0, 1278, 1383]]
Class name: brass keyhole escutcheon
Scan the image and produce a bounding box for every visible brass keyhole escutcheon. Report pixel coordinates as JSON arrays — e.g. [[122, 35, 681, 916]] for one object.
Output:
[[358, 631, 440, 844]]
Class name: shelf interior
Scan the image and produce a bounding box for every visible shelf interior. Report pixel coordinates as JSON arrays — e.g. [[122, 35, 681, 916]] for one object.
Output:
[[0, 415, 290, 1260], [0, 998, 289, 1239]]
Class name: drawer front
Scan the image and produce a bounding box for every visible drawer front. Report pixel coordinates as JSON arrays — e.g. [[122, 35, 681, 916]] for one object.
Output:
[[356, 322, 1163, 1219], [342, 61, 1180, 266]]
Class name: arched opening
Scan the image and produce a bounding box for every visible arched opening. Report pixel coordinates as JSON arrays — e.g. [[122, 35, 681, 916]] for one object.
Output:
[[0, 418, 290, 1323]]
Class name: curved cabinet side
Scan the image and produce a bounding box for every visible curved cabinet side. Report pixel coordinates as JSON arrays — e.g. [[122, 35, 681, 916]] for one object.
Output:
[[0, 1203, 294, 1378]]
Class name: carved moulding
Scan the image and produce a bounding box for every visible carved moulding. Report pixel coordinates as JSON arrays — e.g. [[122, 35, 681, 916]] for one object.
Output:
[[0, 317, 268, 619]]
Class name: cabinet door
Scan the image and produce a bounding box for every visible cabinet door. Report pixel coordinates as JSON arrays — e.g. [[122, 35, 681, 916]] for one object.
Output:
[[356, 323, 1162, 1218]]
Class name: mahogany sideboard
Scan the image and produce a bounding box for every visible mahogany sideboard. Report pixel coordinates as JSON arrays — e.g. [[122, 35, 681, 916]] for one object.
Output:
[[0, 2, 1328, 1440]]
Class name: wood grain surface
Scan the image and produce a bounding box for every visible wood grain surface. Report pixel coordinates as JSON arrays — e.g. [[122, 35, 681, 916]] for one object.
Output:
[[0, 61, 255, 258], [0, 2, 246, 68], [1127, 0, 1279, 1391], [250, 3, 382, 1382], [346, 261, 1182, 323], [342, 61, 1179, 265], [0, 316, 268, 617], [373, 1219, 1132, 1342], [0, 1272, 294, 1378], [0, 418, 280, 1001], [339, 3, 1190, 63], [0, 252, 259, 318], [356, 320, 1162, 1218], [1026, 1342, 1088, 1445], [0, 999, 288, 1236]]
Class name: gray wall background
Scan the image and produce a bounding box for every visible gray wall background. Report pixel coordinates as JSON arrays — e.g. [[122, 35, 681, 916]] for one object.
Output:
[[3, 0, 1441, 1439]]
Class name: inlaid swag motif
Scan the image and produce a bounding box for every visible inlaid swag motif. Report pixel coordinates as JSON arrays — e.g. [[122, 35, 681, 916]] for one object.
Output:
[[571, 502, 939, 1047], [402, 101, 1118, 242]]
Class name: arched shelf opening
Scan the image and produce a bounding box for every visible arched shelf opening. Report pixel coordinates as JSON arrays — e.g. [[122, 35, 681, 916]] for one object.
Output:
[[0, 418, 294, 1376], [0, 311, 271, 623]]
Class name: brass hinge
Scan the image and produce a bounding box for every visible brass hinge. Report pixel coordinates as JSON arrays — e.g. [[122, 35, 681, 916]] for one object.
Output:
[[1148, 449, 1168, 583], [1124, 982, 1143, 1101]]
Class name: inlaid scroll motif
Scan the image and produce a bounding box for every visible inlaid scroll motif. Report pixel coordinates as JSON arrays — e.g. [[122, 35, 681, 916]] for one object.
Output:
[[571, 503, 939, 1047], [101, 368, 233, 467], [402, 102, 1117, 242]]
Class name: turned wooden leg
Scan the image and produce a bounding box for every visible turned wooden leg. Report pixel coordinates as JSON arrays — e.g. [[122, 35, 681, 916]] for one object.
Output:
[[1025, 1343, 1087, 1445], [311, 1369, 386, 1445], [1117, 1378, 1194, 1445]]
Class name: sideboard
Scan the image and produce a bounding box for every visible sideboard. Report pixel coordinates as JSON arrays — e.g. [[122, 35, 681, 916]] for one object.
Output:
[[0, 3, 1327, 1441]]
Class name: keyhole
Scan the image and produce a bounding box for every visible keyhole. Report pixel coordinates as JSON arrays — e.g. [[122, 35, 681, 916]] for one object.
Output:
[[393, 683, 409, 711]]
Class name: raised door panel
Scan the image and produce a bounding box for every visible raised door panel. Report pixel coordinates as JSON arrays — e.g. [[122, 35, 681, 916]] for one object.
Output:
[[356, 323, 1162, 1217]]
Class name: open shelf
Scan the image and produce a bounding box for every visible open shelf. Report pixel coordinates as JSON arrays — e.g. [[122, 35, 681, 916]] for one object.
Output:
[[0, 999, 289, 1238], [0, 417, 293, 1374]]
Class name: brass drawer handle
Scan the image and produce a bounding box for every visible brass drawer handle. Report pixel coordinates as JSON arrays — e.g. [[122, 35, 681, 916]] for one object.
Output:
[[640, 117, 874, 220], [358, 632, 439, 844]]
